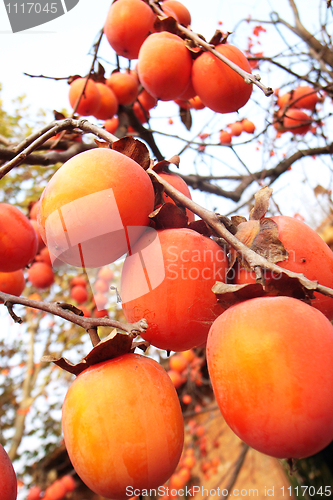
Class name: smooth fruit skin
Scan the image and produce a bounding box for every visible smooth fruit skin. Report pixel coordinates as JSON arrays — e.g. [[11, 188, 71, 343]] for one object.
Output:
[[106, 72, 139, 105], [68, 78, 101, 117], [158, 171, 195, 222], [121, 228, 228, 351], [0, 203, 38, 273], [0, 443, 17, 500], [206, 296, 333, 459], [104, 0, 156, 60], [37, 148, 155, 268], [235, 215, 333, 320], [282, 108, 311, 135], [0, 269, 25, 297], [62, 353, 184, 499], [93, 83, 118, 120], [192, 44, 253, 114], [28, 262, 54, 289], [138, 32, 192, 101]]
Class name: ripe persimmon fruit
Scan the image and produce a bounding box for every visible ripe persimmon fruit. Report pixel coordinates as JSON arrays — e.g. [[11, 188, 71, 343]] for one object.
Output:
[[219, 130, 232, 145], [192, 44, 253, 114], [37, 148, 155, 268], [161, 0, 191, 26], [291, 85, 321, 110], [234, 215, 333, 320], [106, 71, 139, 106], [0, 444, 17, 500], [62, 353, 184, 498], [282, 108, 312, 135], [28, 262, 54, 289], [104, 116, 119, 135], [138, 32, 192, 101], [0, 269, 25, 298], [121, 228, 228, 351], [0, 203, 38, 273], [68, 77, 101, 117], [137, 89, 158, 111], [157, 170, 195, 222], [70, 285, 88, 304], [93, 83, 118, 120], [207, 296, 333, 459], [104, 0, 156, 60]]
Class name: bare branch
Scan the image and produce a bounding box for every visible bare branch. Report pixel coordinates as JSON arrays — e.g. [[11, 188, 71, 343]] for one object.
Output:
[[0, 291, 148, 337]]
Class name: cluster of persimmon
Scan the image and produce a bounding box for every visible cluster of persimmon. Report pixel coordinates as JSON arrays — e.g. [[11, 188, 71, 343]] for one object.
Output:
[[219, 118, 256, 145], [67, 0, 254, 137], [274, 84, 322, 136], [26, 474, 75, 500], [68, 266, 114, 318]]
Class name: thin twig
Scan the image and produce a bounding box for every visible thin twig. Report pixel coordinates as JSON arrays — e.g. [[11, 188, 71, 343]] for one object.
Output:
[[0, 291, 148, 337], [148, 0, 273, 96]]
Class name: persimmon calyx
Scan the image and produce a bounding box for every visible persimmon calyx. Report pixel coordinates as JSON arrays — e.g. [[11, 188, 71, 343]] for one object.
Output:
[[41, 329, 149, 375]]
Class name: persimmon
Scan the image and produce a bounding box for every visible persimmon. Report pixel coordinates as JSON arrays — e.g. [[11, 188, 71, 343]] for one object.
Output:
[[121, 228, 228, 351], [37, 148, 155, 268], [0, 203, 38, 272], [192, 44, 253, 114], [161, 0, 191, 26], [36, 246, 52, 267], [228, 122, 243, 137], [97, 266, 114, 281], [167, 369, 184, 389], [28, 262, 54, 289], [188, 95, 205, 110], [137, 89, 158, 111], [106, 71, 139, 105], [30, 219, 45, 252], [133, 101, 150, 124], [104, 0, 156, 60], [282, 108, 312, 135], [29, 200, 40, 220], [169, 354, 188, 373], [27, 485, 42, 500], [0, 269, 25, 297], [235, 215, 333, 320], [207, 296, 333, 459], [138, 32, 192, 101], [69, 275, 87, 288], [68, 77, 101, 117], [291, 85, 321, 110], [0, 443, 17, 500], [219, 130, 232, 145], [62, 353, 184, 498], [70, 285, 88, 304], [157, 170, 195, 222], [241, 118, 255, 133], [94, 278, 109, 293], [60, 475, 76, 492], [93, 83, 118, 120]]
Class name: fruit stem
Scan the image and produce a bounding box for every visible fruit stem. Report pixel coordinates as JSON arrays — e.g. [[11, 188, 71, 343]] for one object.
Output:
[[87, 327, 100, 347]]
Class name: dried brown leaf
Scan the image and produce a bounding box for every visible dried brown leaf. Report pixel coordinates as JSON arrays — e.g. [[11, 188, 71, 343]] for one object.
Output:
[[95, 139, 111, 148], [149, 203, 188, 229], [188, 219, 213, 237], [249, 186, 273, 220], [180, 107, 192, 131], [112, 136, 151, 170], [41, 331, 134, 375], [251, 217, 288, 264]]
